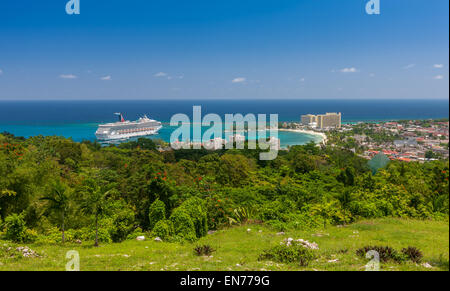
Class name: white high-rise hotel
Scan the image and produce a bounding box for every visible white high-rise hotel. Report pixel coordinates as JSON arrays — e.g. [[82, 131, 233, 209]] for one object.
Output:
[[301, 112, 342, 129]]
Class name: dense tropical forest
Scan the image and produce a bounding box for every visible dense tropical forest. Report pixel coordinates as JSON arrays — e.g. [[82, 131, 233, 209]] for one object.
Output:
[[0, 132, 448, 246]]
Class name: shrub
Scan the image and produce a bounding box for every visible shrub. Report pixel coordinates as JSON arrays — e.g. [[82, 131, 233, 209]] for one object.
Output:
[[258, 245, 315, 266], [205, 195, 233, 230], [349, 200, 383, 218], [259, 201, 286, 222], [265, 220, 288, 232], [89, 227, 111, 243], [4, 213, 27, 243], [35, 227, 75, 244], [265, 212, 324, 232], [231, 207, 256, 224], [356, 246, 405, 263], [169, 208, 196, 242], [286, 213, 325, 230], [194, 245, 216, 256], [152, 219, 174, 240], [178, 197, 208, 238], [71, 227, 111, 243], [24, 229, 38, 243], [402, 247, 423, 263], [126, 227, 146, 240], [109, 207, 135, 242], [149, 199, 166, 230]]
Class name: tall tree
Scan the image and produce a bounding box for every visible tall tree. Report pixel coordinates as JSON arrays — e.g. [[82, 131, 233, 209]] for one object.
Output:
[[80, 183, 111, 247], [40, 181, 70, 243], [336, 189, 354, 224]]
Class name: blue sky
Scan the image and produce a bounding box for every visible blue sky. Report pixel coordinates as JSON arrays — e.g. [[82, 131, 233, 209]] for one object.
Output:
[[0, 0, 448, 100]]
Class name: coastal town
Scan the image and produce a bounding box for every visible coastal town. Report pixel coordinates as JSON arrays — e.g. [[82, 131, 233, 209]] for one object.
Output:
[[282, 113, 449, 162], [160, 111, 449, 163]]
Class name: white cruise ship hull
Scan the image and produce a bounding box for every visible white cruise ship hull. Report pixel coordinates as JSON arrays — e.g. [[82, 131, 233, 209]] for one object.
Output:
[[95, 114, 162, 141], [96, 126, 162, 141]]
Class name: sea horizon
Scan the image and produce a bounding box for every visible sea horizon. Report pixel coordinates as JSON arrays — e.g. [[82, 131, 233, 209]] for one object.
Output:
[[0, 99, 448, 123], [0, 99, 447, 146]]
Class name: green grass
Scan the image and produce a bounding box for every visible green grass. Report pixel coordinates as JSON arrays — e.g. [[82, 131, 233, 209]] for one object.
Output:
[[1, 218, 448, 271]]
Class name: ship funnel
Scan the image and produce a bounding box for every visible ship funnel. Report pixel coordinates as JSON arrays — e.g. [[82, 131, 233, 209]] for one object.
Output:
[[114, 112, 125, 122]]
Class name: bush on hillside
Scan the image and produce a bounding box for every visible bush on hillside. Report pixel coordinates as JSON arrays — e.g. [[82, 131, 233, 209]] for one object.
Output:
[[74, 227, 112, 243], [178, 197, 208, 238], [402, 246, 423, 263], [152, 219, 174, 240], [109, 206, 135, 242], [126, 227, 146, 240], [169, 208, 196, 242], [149, 199, 166, 230], [258, 245, 315, 267], [4, 213, 28, 243], [194, 245, 216, 256], [35, 227, 75, 244], [356, 246, 406, 263]]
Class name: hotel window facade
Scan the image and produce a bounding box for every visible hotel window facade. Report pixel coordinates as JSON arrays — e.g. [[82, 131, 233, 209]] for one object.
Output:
[[301, 113, 341, 129]]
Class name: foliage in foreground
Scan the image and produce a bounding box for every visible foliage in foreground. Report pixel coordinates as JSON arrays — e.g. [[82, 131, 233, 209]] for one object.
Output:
[[401, 247, 424, 263], [259, 245, 316, 266], [0, 219, 448, 271], [356, 245, 425, 264], [193, 245, 216, 257], [0, 133, 448, 245]]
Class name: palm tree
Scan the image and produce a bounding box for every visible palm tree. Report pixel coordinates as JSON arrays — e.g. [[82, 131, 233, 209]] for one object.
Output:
[[41, 181, 70, 243], [336, 189, 354, 225], [80, 184, 111, 247]]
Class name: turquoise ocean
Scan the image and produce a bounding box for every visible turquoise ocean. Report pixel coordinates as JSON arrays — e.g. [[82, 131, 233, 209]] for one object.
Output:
[[0, 99, 448, 147]]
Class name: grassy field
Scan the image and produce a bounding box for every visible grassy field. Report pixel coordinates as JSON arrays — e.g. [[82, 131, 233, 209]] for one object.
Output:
[[1, 218, 448, 271]]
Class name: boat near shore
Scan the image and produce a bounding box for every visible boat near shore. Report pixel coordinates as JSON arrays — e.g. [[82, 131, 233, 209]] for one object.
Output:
[[95, 113, 162, 141]]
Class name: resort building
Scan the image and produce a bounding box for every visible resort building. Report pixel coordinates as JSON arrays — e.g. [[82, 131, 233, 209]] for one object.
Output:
[[301, 112, 342, 129], [301, 114, 318, 127]]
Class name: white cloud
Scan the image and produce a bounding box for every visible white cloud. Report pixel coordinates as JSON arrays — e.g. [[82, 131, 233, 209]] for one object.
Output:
[[0, 69, 3, 75], [59, 74, 77, 79], [433, 64, 444, 69], [100, 75, 112, 81], [403, 64, 415, 69], [339, 67, 358, 73], [300, 77, 305, 82], [154, 72, 168, 77], [232, 77, 246, 83], [434, 75, 444, 80], [153, 72, 182, 80]]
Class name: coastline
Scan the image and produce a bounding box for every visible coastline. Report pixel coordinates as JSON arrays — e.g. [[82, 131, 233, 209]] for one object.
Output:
[[278, 128, 327, 145]]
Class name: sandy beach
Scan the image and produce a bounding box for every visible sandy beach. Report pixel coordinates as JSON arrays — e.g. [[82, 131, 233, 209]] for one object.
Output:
[[278, 128, 327, 145]]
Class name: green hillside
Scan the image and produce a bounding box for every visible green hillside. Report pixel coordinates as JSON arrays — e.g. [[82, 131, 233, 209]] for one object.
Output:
[[1, 218, 448, 271]]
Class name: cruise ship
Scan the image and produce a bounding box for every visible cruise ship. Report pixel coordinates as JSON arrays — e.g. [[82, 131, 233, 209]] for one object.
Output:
[[95, 113, 162, 141]]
